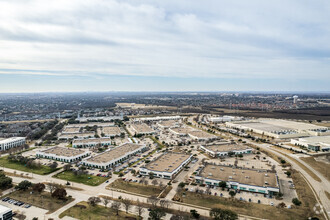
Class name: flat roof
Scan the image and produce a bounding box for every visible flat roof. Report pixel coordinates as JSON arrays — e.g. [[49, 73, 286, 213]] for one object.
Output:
[[100, 126, 121, 135], [188, 130, 216, 139], [298, 135, 330, 145], [41, 146, 87, 157], [145, 153, 191, 173], [73, 137, 112, 144], [170, 127, 194, 134], [199, 164, 278, 188], [85, 143, 143, 164], [66, 123, 115, 128], [158, 120, 179, 127], [63, 127, 80, 133], [131, 123, 154, 133], [0, 137, 25, 144], [203, 144, 251, 153]]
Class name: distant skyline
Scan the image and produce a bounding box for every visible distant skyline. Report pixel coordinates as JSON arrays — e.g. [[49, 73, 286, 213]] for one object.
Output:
[[0, 0, 330, 92]]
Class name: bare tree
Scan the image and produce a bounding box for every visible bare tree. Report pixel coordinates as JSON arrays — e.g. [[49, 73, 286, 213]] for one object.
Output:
[[151, 179, 158, 186], [121, 198, 132, 213], [136, 199, 144, 218], [103, 198, 110, 208], [88, 196, 101, 206], [147, 196, 159, 208], [111, 201, 121, 216], [159, 199, 171, 210], [47, 182, 57, 194]]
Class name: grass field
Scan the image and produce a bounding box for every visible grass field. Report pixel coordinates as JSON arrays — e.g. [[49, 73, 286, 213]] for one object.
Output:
[[54, 171, 108, 186], [300, 156, 330, 181], [3, 189, 74, 213], [0, 156, 59, 175], [176, 188, 323, 220], [108, 179, 167, 197], [59, 201, 138, 219]]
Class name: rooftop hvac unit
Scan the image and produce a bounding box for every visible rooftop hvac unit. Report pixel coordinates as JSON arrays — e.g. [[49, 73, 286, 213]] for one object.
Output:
[[208, 173, 213, 176], [220, 168, 224, 171], [229, 176, 233, 179], [265, 173, 268, 176], [265, 181, 268, 185], [245, 176, 249, 179]]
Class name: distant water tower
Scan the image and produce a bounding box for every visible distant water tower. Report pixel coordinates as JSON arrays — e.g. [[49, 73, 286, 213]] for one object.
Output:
[[293, 95, 298, 104]]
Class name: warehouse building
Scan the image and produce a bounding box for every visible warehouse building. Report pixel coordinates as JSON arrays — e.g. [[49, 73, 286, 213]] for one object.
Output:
[[140, 152, 192, 179], [82, 143, 147, 169], [188, 130, 217, 141], [0, 137, 26, 151], [0, 204, 12, 220], [194, 164, 280, 195], [36, 146, 90, 163], [99, 126, 122, 137], [200, 142, 253, 157], [72, 138, 112, 148], [130, 123, 155, 135], [157, 120, 180, 129], [169, 127, 194, 136], [291, 136, 330, 152]]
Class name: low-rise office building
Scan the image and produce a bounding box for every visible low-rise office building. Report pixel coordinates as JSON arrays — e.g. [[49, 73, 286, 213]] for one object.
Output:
[[0, 137, 26, 151], [58, 132, 95, 140], [0, 204, 12, 220], [140, 152, 192, 179], [169, 127, 194, 136], [194, 164, 279, 195], [99, 126, 122, 137], [157, 120, 180, 129], [36, 146, 90, 163], [200, 143, 253, 157], [72, 138, 112, 148], [82, 143, 147, 169]]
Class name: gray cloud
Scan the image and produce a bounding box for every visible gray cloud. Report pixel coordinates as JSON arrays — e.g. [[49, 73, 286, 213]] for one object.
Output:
[[0, 0, 329, 80]]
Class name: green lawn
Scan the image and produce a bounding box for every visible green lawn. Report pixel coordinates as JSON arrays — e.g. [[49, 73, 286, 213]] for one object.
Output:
[[59, 201, 138, 219], [3, 189, 74, 213], [54, 171, 108, 186], [0, 156, 59, 175]]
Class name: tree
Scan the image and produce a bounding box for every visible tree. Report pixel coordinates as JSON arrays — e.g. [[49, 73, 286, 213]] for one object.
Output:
[[103, 198, 110, 208], [49, 162, 58, 169], [63, 164, 72, 171], [111, 201, 121, 215], [151, 179, 158, 186], [32, 183, 45, 193], [292, 198, 302, 206], [218, 181, 227, 190], [149, 208, 166, 220], [229, 191, 236, 198], [0, 171, 12, 189], [159, 199, 171, 209], [47, 182, 57, 194], [136, 199, 145, 218], [190, 209, 200, 219], [52, 188, 67, 200], [88, 197, 101, 206], [178, 182, 186, 188], [285, 171, 291, 177], [15, 180, 32, 191], [280, 159, 286, 164], [238, 154, 243, 159], [149, 172, 155, 179], [210, 208, 238, 220], [147, 196, 159, 208], [122, 198, 132, 213]]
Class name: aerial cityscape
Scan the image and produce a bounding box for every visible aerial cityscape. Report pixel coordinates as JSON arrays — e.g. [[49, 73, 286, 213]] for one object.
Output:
[[0, 1, 330, 220]]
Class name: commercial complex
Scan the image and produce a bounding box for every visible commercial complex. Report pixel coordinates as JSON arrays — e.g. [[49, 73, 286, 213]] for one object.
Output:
[[133, 115, 181, 122], [291, 136, 330, 152], [194, 164, 280, 195], [36, 146, 90, 163], [130, 123, 155, 135], [62, 127, 81, 134], [82, 143, 147, 169], [72, 138, 112, 148], [0, 137, 26, 151], [140, 152, 192, 179], [200, 143, 253, 157], [226, 119, 330, 139]]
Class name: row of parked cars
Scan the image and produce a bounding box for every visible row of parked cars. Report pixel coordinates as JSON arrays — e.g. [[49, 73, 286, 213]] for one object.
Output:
[[2, 197, 31, 208]]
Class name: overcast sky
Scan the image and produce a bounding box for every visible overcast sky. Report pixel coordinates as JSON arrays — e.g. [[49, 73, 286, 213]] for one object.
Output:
[[0, 0, 329, 92]]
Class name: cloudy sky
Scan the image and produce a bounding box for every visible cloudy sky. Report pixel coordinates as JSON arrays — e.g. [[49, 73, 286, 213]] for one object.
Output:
[[0, 0, 329, 92]]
